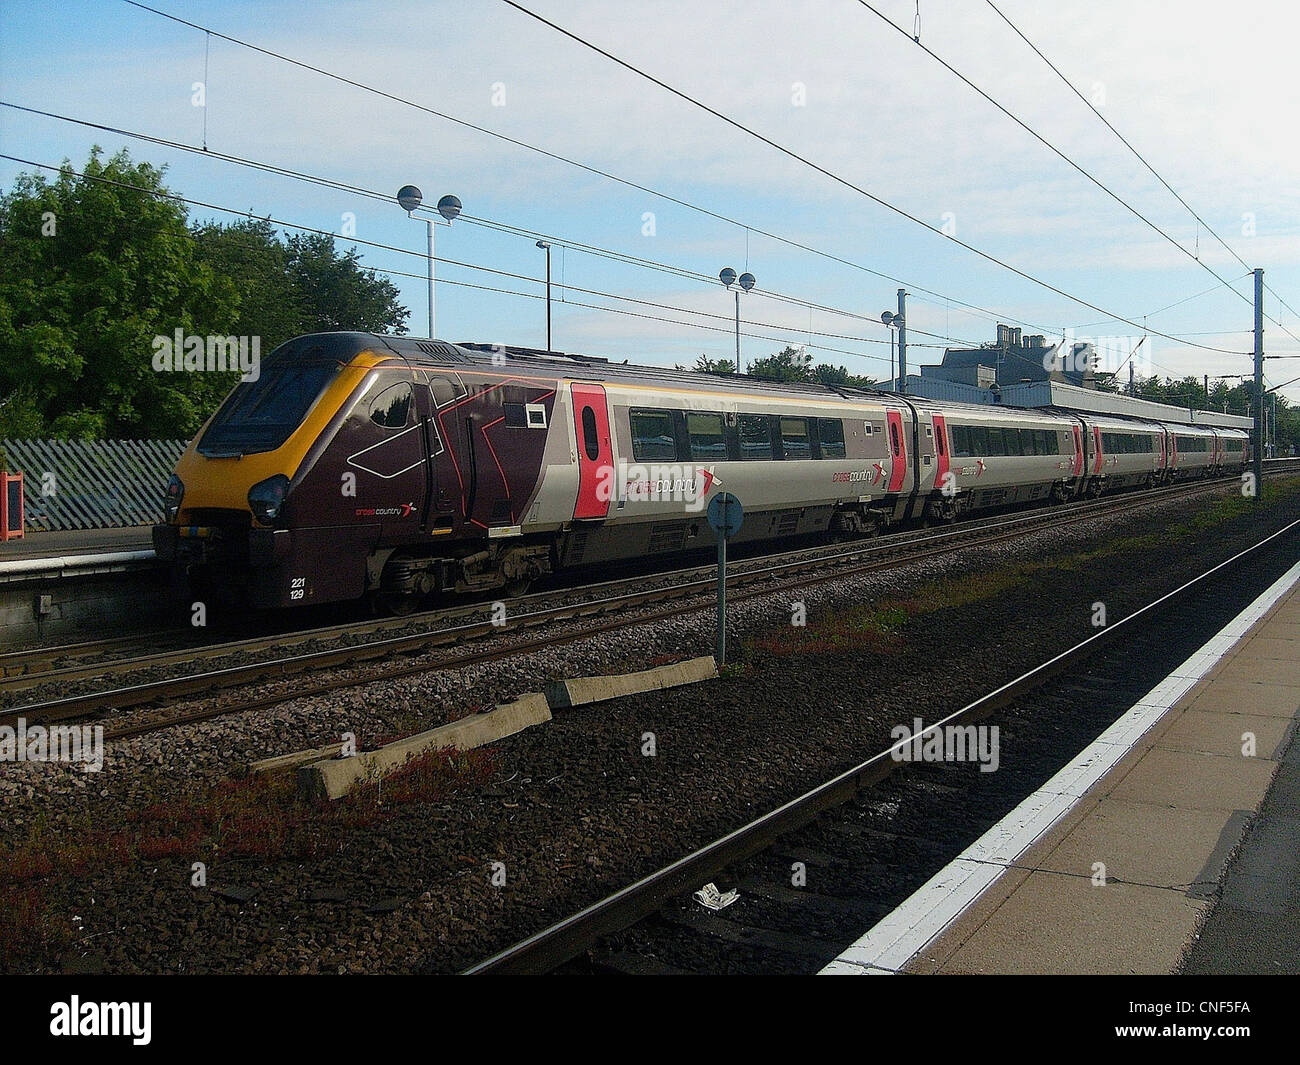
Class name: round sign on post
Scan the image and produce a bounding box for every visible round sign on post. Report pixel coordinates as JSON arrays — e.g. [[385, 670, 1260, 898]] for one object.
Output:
[[707, 492, 743, 538], [707, 493, 743, 667]]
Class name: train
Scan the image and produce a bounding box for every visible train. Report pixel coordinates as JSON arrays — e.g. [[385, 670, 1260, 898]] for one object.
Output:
[[152, 331, 1250, 611]]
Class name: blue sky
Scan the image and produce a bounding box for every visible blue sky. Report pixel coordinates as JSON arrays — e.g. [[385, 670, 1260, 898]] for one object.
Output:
[[3, 0, 1298, 403]]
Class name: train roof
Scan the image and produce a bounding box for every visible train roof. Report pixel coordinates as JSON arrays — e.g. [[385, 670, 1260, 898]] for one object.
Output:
[[278, 333, 1235, 432], [282, 331, 1076, 419]]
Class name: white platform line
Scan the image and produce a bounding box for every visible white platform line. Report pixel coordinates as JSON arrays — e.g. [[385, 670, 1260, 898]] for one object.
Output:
[[820, 556, 1300, 976]]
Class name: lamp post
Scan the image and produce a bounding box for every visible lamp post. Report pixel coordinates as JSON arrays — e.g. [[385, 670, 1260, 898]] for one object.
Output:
[[395, 185, 461, 339], [880, 310, 904, 391], [536, 240, 552, 351], [720, 267, 756, 373]]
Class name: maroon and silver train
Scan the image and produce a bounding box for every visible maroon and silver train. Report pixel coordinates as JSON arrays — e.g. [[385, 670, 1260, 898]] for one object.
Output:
[[153, 332, 1250, 610]]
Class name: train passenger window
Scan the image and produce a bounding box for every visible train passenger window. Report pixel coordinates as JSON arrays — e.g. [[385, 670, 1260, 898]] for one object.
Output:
[[1003, 428, 1022, 456], [369, 382, 412, 429], [968, 426, 988, 457], [818, 418, 846, 459], [781, 418, 813, 460], [630, 409, 677, 461], [581, 406, 600, 461], [687, 413, 727, 461], [739, 414, 774, 460], [951, 425, 971, 458], [503, 403, 528, 428]]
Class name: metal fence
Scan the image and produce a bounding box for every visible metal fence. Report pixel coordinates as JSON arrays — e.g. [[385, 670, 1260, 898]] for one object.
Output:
[[0, 439, 187, 531]]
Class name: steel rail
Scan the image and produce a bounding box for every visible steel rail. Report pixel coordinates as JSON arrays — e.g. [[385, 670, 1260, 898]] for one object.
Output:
[[0, 474, 1281, 736], [463, 516, 1300, 974]]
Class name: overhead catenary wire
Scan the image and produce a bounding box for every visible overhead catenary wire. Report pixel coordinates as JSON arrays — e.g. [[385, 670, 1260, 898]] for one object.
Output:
[[981, 0, 1300, 350], [855, 0, 1253, 313], [0, 101, 985, 350], [115, 0, 1053, 339], [497, 1, 1249, 356], [1, 152, 957, 371], [119, 0, 1248, 355]]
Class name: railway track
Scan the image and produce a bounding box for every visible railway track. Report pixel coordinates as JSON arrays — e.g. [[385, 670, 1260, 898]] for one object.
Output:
[[5, 468, 1288, 694], [0, 471, 1285, 740], [463, 514, 1300, 974]]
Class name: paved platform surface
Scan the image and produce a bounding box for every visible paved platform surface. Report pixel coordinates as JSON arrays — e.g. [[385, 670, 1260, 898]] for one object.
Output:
[[0, 526, 154, 561], [824, 556, 1300, 975]]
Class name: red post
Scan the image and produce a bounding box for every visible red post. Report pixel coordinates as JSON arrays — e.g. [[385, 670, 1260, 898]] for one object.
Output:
[[0, 471, 25, 541]]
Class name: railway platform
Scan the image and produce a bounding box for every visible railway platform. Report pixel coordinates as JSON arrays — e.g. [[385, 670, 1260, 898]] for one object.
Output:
[[822, 555, 1300, 975], [0, 526, 164, 646], [0, 525, 154, 564]]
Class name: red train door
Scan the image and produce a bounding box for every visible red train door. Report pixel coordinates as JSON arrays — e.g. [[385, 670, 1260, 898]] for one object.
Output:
[[1092, 426, 1104, 475], [571, 383, 613, 519], [886, 409, 907, 493], [1071, 425, 1084, 477], [931, 413, 950, 486]]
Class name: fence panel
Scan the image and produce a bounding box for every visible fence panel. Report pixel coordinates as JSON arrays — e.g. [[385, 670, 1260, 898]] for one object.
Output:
[[0, 439, 188, 531]]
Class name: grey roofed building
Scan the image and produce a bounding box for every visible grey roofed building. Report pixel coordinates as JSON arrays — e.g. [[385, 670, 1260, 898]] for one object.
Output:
[[921, 324, 1102, 390]]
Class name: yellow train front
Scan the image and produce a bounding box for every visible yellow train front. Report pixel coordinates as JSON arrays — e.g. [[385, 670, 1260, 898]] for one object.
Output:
[[153, 331, 562, 611]]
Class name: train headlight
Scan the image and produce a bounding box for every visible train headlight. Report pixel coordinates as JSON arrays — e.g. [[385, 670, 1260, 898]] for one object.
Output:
[[165, 474, 184, 521], [247, 474, 290, 526]]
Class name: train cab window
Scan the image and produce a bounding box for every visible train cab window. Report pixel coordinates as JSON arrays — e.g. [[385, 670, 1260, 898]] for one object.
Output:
[[503, 402, 528, 428], [369, 382, 412, 429], [781, 418, 813, 460], [817, 418, 846, 459], [687, 413, 727, 461], [630, 409, 677, 461], [426, 375, 462, 408], [200, 351, 346, 456], [739, 414, 774, 460], [581, 406, 600, 461]]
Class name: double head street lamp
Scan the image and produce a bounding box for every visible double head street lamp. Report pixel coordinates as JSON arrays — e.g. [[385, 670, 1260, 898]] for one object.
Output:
[[880, 288, 907, 392], [720, 267, 756, 373], [395, 185, 462, 339]]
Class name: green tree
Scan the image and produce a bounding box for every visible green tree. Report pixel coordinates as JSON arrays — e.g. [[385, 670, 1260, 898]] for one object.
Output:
[[191, 217, 303, 352], [284, 233, 408, 335], [0, 147, 240, 438], [745, 346, 877, 388], [677, 354, 736, 374], [749, 345, 817, 382], [0, 149, 412, 440], [812, 362, 877, 389]]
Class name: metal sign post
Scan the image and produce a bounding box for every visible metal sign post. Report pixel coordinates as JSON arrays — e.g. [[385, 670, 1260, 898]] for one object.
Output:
[[706, 492, 743, 666]]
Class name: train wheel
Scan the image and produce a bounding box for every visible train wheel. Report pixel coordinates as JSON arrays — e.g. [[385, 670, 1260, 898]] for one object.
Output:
[[505, 578, 532, 597]]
